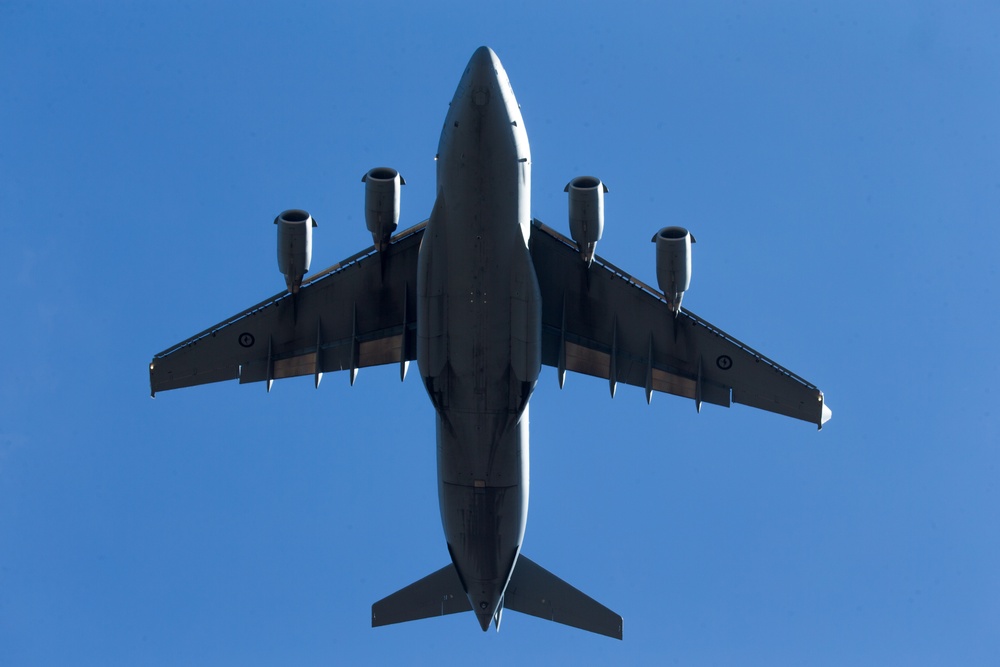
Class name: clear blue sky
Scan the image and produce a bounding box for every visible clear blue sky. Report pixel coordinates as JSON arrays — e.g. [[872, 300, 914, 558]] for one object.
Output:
[[2, 2, 998, 665]]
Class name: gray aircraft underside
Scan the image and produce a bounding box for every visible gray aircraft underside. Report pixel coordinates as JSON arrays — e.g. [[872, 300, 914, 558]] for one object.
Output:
[[149, 47, 831, 640]]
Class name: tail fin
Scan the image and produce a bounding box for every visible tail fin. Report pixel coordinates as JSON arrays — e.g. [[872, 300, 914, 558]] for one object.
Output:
[[371, 563, 471, 627], [371, 556, 623, 639], [505, 554, 623, 640]]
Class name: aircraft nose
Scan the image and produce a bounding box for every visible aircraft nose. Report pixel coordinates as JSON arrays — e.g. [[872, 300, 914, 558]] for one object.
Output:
[[466, 46, 501, 101], [469, 45, 498, 72]]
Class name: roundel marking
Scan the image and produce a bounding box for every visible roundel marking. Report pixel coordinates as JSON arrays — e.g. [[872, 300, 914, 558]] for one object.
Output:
[[716, 355, 733, 370], [238, 332, 255, 348]]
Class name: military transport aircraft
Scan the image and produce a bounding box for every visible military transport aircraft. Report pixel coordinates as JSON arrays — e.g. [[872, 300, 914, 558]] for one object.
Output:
[[149, 46, 830, 640]]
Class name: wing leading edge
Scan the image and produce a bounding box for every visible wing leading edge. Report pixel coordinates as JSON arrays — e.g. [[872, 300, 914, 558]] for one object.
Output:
[[149, 222, 426, 396], [529, 219, 831, 428]]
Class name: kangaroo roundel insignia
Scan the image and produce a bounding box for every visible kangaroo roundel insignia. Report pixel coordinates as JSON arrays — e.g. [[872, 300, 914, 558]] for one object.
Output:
[[716, 355, 732, 370], [238, 332, 255, 348]]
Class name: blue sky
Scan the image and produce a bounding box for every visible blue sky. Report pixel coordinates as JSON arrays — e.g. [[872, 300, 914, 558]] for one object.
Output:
[[2, 1, 998, 665]]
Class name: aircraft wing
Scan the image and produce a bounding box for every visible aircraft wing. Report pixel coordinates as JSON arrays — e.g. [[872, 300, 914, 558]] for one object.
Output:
[[529, 219, 831, 428], [149, 222, 426, 396]]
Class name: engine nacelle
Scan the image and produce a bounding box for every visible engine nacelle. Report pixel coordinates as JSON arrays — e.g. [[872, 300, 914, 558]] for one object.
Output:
[[363, 167, 405, 251], [275, 209, 316, 293], [565, 176, 608, 266], [652, 226, 695, 314]]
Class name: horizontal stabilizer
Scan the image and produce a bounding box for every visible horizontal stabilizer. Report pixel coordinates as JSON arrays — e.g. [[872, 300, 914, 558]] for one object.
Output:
[[372, 563, 471, 627], [504, 554, 623, 640]]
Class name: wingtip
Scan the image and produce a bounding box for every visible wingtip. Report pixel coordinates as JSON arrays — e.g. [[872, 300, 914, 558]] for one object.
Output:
[[818, 394, 832, 430]]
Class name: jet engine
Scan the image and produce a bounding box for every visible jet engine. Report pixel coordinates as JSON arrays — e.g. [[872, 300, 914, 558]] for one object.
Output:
[[363, 167, 405, 251], [565, 176, 608, 266], [275, 209, 316, 293], [652, 226, 695, 314]]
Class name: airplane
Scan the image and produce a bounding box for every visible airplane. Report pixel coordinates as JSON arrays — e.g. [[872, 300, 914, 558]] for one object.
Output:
[[149, 46, 831, 640]]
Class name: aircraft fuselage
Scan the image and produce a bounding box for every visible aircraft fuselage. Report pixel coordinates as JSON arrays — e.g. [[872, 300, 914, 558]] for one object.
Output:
[[150, 45, 825, 639], [415, 46, 540, 631]]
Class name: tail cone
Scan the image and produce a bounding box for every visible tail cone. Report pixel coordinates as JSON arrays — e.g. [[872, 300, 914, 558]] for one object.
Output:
[[472, 595, 500, 632]]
